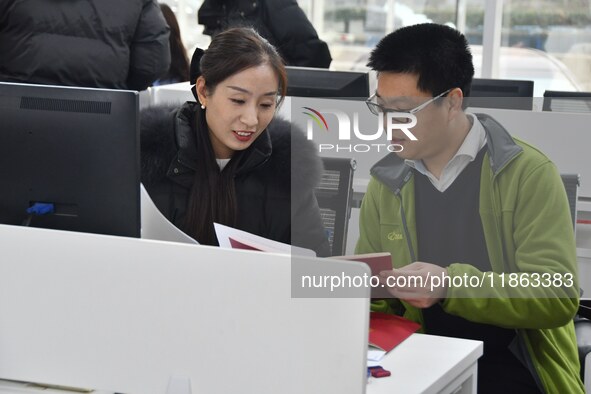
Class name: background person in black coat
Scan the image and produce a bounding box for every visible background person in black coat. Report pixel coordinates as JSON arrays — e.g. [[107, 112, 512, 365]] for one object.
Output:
[[0, 0, 170, 90], [198, 0, 331, 69], [153, 3, 190, 86], [140, 27, 330, 256]]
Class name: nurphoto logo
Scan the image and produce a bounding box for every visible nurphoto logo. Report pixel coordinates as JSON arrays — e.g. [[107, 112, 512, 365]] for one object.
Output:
[[302, 107, 418, 153]]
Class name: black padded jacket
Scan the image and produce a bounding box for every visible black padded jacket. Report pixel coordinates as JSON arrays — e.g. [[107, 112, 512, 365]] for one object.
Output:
[[0, 0, 170, 90], [140, 102, 331, 256], [198, 0, 331, 68]]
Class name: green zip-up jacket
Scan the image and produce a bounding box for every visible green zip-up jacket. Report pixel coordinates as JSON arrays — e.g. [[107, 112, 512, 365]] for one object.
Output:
[[355, 113, 583, 393]]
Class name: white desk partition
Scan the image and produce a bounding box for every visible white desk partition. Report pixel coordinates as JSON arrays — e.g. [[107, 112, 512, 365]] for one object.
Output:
[[0, 225, 370, 394], [145, 82, 194, 108], [471, 107, 591, 198]]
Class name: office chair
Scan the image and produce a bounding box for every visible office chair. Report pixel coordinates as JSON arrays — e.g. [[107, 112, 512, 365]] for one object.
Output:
[[561, 174, 580, 233], [576, 304, 591, 392], [543, 90, 591, 113], [560, 173, 591, 389], [314, 157, 356, 256]]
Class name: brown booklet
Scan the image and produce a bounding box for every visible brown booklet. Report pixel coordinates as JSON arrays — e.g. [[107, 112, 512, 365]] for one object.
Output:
[[330, 252, 393, 298]]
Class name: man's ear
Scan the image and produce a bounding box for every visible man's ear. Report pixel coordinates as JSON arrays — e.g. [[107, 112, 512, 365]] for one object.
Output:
[[447, 87, 464, 120], [196, 76, 208, 107]]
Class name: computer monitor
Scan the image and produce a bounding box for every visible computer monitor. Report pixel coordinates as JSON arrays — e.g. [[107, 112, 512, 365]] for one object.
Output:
[[543, 90, 591, 113], [0, 82, 140, 237], [286, 66, 369, 99], [468, 78, 534, 110]]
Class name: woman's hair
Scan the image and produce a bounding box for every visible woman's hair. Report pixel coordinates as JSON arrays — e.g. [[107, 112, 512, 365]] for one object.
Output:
[[159, 3, 190, 82], [196, 27, 288, 103], [184, 27, 287, 245]]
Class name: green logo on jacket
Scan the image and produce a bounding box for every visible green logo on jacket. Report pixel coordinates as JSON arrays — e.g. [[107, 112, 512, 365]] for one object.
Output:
[[387, 231, 403, 241]]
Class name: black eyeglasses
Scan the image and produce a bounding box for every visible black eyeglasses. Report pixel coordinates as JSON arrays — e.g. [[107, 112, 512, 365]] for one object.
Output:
[[365, 88, 452, 123]]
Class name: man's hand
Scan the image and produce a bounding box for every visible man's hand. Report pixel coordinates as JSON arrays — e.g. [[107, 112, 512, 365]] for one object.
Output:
[[379, 261, 448, 308]]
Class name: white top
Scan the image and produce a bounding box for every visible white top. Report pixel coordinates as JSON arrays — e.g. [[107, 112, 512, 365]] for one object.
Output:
[[216, 158, 231, 171], [405, 113, 487, 192]]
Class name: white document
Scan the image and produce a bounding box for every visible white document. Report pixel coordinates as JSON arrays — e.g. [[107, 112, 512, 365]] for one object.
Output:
[[140, 184, 198, 244], [367, 348, 387, 364], [214, 222, 316, 257]]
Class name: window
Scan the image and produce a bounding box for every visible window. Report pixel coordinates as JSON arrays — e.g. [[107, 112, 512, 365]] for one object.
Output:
[[167, 0, 589, 96]]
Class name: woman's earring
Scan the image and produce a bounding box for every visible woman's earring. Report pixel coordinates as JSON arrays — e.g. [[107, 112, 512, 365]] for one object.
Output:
[[199, 102, 205, 110]]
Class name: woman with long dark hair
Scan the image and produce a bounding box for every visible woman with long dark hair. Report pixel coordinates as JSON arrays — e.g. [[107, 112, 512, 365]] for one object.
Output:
[[141, 27, 330, 256], [154, 3, 190, 85]]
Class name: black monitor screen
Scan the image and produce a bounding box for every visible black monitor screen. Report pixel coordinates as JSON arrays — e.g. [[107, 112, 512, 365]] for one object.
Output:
[[543, 90, 591, 113], [286, 66, 369, 99], [468, 78, 534, 110], [0, 82, 140, 237]]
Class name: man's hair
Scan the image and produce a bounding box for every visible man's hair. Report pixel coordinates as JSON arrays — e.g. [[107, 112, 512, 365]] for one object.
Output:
[[367, 23, 474, 97]]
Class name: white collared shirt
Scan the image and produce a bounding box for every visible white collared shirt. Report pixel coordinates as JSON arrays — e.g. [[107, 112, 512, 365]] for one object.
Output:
[[405, 113, 487, 192]]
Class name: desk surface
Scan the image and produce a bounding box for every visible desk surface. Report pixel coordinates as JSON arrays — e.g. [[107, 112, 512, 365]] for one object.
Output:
[[0, 380, 110, 394], [367, 333, 483, 394], [0, 334, 482, 394]]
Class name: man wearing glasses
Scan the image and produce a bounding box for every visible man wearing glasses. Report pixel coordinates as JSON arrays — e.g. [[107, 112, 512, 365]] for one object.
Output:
[[356, 23, 582, 393]]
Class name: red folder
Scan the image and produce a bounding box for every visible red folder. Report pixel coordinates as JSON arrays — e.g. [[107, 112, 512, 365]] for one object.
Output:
[[229, 237, 262, 251], [369, 312, 420, 352]]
